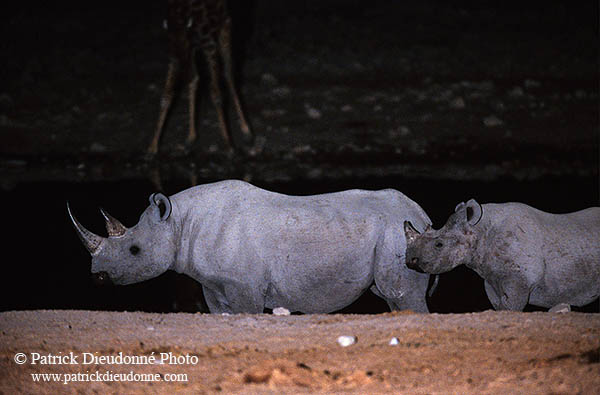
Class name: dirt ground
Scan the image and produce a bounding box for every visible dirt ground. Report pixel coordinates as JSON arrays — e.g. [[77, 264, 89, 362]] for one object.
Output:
[[1, 310, 598, 394]]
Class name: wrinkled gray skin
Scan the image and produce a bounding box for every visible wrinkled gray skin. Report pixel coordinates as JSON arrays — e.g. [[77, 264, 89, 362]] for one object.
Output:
[[404, 199, 600, 311], [69, 180, 432, 313]]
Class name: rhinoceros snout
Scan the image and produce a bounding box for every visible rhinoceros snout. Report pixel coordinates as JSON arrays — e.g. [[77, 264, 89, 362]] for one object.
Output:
[[92, 271, 113, 286], [406, 257, 425, 273]]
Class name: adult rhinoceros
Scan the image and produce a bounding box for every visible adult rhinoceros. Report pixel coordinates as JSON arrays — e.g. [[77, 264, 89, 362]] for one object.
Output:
[[69, 180, 432, 313]]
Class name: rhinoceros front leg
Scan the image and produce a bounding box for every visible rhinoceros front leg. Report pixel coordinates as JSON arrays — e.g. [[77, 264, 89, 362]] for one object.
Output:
[[485, 277, 529, 311], [203, 281, 266, 314], [373, 267, 430, 312], [370, 284, 405, 311]]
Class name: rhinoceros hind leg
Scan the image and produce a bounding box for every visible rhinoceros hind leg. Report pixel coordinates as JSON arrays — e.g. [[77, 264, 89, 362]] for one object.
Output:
[[203, 287, 233, 314], [223, 284, 265, 314]]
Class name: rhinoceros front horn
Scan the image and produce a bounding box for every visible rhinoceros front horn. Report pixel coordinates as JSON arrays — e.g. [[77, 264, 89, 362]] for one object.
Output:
[[67, 202, 104, 255], [100, 208, 127, 237]]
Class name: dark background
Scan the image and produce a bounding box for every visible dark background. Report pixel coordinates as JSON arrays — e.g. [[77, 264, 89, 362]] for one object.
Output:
[[0, 0, 598, 313]]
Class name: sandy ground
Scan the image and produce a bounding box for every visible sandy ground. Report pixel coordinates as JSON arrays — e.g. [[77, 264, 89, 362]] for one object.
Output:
[[1, 310, 598, 394]]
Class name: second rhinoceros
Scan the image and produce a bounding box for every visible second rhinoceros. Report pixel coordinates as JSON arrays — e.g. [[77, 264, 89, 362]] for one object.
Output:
[[404, 199, 600, 311], [69, 180, 433, 313]]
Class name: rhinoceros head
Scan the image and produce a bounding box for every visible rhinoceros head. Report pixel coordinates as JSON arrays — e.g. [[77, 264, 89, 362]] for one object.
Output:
[[404, 199, 483, 274], [68, 193, 176, 285]]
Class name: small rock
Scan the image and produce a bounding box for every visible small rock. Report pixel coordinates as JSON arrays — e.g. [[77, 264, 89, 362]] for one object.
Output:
[[307, 168, 323, 179], [0, 93, 14, 108], [261, 73, 278, 84], [575, 90, 586, 99], [549, 303, 571, 313], [449, 97, 466, 109], [483, 115, 503, 127], [273, 307, 291, 316], [524, 79, 541, 88], [89, 142, 107, 153], [352, 61, 364, 71], [479, 80, 495, 91], [305, 106, 322, 119], [4, 159, 27, 167], [97, 113, 109, 122], [508, 86, 525, 98], [361, 95, 377, 103], [340, 104, 353, 112], [146, 326, 154, 331], [292, 144, 313, 154], [272, 86, 291, 97], [389, 337, 400, 346], [337, 335, 357, 347], [261, 108, 287, 118], [399, 126, 411, 136]]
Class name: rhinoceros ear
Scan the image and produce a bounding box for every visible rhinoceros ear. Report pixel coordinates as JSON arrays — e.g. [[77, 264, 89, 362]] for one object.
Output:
[[149, 193, 172, 222], [454, 202, 465, 212], [465, 199, 483, 226], [403, 221, 421, 244]]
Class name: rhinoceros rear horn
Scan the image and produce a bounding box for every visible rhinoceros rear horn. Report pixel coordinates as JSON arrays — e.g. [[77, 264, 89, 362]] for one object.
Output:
[[67, 202, 104, 255], [100, 208, 127, 237], [149, 193, 172, 222]]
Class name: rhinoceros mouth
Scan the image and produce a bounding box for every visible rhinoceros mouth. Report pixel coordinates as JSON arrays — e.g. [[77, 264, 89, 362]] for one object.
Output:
[[406, 257, 425, 273], [91, 271, 113, 286]]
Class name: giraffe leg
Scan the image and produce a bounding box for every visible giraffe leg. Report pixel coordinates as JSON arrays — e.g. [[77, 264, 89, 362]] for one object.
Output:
[[203, 46, 234, 153], [219, 18, 253, 143], [149, 60, 180, 155], [187, 61, 199, 147]]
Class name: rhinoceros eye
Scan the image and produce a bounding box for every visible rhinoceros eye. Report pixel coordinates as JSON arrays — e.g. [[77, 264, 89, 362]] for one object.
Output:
[[434, 241, 443, 249], [129, 245, 140, 255]]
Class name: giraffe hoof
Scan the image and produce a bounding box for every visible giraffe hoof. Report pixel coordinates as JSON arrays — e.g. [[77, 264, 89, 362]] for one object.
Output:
[[144, 151, 158, 162], [223, 146, 236, 158], [242, 131, 255, 146], [171, 143, 191, 157]]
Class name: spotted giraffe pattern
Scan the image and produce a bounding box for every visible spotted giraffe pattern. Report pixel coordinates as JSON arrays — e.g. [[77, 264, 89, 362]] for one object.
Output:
[[149, 0, 253, 155]]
